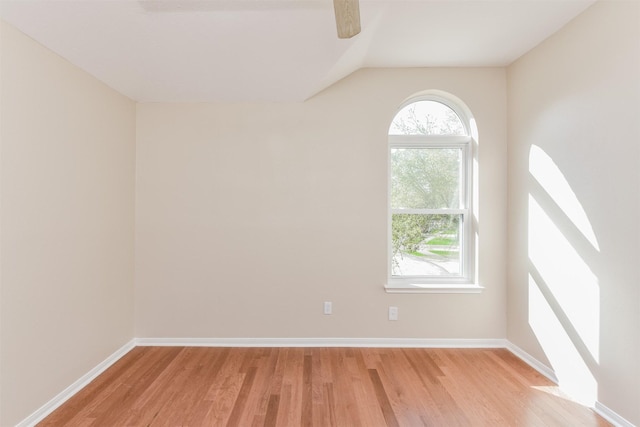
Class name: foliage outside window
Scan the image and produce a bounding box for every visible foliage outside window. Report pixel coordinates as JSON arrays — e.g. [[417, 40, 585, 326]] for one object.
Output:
[[389, 98, 473, 286]]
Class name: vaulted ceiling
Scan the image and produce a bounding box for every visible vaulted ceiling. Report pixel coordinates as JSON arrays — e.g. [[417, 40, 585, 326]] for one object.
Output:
[[0, 0, 596, 102]]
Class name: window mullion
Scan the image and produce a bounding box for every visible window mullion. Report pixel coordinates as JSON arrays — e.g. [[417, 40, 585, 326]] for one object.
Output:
[[389, 135, 470, 146], [391, 208, 467, 215]]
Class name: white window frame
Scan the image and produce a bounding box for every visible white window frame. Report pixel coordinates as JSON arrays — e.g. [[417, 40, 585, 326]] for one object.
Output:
[[385, 94, 481, 294]]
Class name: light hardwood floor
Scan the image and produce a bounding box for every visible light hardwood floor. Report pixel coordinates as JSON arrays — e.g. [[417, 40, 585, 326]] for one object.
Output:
[[39, 347, 610, 426]]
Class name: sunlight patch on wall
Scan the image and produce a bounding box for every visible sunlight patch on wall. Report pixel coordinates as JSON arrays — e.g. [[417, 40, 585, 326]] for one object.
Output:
[[528, 195, 600, 362], [528, 274, 597, 406], [527, 144, 601, 407], [529, 145, 599, 251]]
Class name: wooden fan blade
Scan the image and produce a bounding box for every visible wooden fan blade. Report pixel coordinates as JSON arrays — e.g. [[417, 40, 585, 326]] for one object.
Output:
[[333, 0, 361, 39]]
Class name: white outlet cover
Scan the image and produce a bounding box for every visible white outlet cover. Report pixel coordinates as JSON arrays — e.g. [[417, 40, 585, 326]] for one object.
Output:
[[324, 301, 332, 315]]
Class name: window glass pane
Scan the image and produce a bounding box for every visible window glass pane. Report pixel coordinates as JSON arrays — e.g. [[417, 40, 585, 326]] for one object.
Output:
[[389, 101, 465, 136], [391, 214, 461, 276], [391, 148, 461, 209]]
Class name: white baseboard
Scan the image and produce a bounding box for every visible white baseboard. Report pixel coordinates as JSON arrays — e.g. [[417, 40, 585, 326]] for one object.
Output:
[[135, 337, 508, 348], [504, 343, 635, 427], [16, 339, 136, 427], [504, 341, 559, 384], [594, 402, 636, 427], [18, 338, 635, 427]]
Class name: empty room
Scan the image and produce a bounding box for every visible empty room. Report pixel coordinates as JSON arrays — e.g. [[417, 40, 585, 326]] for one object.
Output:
[[1, 0, 639, 425]]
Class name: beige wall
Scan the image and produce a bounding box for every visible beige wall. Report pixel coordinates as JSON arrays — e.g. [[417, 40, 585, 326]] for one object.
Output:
[[135, 68, 508, 339], [0, 21, 136, 426], [507, 1, 640, 424]]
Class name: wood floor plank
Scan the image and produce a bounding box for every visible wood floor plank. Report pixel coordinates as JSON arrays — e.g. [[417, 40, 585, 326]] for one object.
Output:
[[225, 367, 257, 426], [368, 368, 399, 427], [301, 354, 313, 427], [278, 348, 304, 427], [263, 393, 280, 427], [402, 349, 469, 426], [180, 348, 231, 425], [328, 349, 360, 426], [341, 349, 381, 425], [439, 349, 515, 425], [38, 347, 612, 427]]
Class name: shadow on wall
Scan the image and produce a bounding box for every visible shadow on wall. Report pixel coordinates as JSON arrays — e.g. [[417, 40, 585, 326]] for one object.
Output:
[[526, 145, 601, 406]]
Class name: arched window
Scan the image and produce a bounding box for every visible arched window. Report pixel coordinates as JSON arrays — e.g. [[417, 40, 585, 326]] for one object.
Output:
[[387, 93, 476, 291]]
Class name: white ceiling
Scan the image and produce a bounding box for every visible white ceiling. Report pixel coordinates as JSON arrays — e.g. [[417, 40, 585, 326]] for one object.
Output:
[[0, 0, 596, 102]]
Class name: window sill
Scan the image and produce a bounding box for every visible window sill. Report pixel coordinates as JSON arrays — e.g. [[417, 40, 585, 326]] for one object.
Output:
[[384, 283, 484, 294]]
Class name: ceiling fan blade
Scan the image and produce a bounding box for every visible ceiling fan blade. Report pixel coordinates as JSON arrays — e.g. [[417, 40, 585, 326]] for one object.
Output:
[[333, 0, 361, 39]]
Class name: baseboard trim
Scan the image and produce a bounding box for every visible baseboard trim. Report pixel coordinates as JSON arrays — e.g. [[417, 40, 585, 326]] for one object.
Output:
[[504, 341, 559, 384], [20, 338, 633, 427], [16, 339, 136, 427], [504, 343, 637, 427], [594, 401, 636, 427], [135, 337, 508, 348]]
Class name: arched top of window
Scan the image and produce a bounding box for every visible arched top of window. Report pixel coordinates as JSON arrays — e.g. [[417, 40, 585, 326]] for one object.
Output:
[[389, 100, 467, 136]]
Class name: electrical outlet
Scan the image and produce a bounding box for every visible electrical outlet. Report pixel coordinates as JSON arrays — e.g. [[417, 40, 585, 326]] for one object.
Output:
[[388, 306, 399, 321], [324, 301, 332, 315]]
